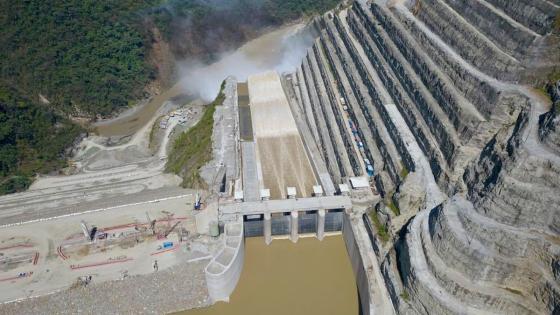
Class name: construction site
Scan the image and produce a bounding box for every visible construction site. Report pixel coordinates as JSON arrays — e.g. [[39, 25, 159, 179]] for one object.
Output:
[[0, 194, 221, 303], [1, 0, 560, 314], [0, 68, 222, 313]]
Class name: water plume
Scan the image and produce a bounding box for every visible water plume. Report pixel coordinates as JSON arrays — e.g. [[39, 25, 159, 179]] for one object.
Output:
[[176, 23, 318, 102]]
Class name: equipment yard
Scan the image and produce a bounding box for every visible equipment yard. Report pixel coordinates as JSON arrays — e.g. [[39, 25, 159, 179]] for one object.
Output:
[[0, 195, 222, 307]]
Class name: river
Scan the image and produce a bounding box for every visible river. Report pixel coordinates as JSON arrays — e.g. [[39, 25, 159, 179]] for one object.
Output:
[[177, 235, 358, 315], [95, 22, 316, 137]]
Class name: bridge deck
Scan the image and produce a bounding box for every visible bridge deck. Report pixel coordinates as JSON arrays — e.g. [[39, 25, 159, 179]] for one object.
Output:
[[220, 195, 352, 216]]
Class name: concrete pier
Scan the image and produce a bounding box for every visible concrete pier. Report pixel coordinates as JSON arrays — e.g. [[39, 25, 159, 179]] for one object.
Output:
[[290, 211, 299, 243], [264, 212, 272, 245], [317, 209, 326, 240]]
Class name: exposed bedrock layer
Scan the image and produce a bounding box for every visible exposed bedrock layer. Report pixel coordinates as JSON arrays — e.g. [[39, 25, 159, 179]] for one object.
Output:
[[292, 0, 560, 314], [539, 81, 560, 155], [482, 0, 558, 36]]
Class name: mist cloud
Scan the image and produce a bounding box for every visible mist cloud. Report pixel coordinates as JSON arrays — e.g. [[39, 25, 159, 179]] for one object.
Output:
[[177, 23, 317, 102]]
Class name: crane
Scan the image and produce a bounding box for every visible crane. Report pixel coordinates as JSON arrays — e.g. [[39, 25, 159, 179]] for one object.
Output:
[[146, 212, 156, 234]]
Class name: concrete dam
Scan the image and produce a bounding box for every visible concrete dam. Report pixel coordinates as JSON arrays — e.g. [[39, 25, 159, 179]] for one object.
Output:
[[207, 0, 560, 314], [0, 0, 560, 315], [1, 0, 557, 314]]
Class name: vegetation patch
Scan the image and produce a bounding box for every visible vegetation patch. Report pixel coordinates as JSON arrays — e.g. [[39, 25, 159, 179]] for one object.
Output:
[[0, 83, 83, 195], [547, 69, 560, 86], [535, 67, 560, 97], [149, 116, 164, 151], [504, 287, 524, 296], [535, 86, 553, 101], [400, 289, 410, 301], [369, 211, 390, 244], [385, 190, 401, 217], [166, 82, 225, 189], [400, 164, 409, 180], [388, 200, 401, 217]]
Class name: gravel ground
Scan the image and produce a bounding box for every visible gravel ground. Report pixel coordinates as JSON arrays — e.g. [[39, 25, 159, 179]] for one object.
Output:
[[0, 260, 211, 315]]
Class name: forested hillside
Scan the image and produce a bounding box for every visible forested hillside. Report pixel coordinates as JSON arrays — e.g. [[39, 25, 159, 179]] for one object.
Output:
[[1, 0, 339, 117], [0, 83, 83, 194], [1, 0, 158, 116], [0, 0, 340, 194]]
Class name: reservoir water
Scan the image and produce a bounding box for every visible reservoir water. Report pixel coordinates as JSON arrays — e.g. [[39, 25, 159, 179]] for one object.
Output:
[[178, 235, 358, 315]]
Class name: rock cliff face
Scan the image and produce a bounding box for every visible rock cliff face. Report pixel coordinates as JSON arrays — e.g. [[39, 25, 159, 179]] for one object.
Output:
[[540, 82, 560, 155], [291, 0, 560, 313]]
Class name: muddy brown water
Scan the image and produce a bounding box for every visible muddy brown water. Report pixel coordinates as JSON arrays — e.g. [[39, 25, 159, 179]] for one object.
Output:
[[177, 235, 358, 315], [94, 84, 191, 137]]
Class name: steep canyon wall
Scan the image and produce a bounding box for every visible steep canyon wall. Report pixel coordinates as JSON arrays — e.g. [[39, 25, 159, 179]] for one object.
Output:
[[292, 0, 560, 314]]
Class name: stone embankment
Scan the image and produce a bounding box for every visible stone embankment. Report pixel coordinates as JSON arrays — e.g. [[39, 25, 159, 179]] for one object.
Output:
[[292, 0, 560, 314]]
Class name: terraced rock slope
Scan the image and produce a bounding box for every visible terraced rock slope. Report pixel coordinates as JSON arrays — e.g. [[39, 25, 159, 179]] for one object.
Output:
[[291, 0, 560, 314]]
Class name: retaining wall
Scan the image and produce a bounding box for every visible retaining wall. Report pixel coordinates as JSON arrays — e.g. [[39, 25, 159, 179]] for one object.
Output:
[[343, 213, 374, 315], [205, 220, 244, 302]]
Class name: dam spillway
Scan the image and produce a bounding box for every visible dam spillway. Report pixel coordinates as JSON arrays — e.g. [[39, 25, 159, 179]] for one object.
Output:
[[247, 72, 318, 199]]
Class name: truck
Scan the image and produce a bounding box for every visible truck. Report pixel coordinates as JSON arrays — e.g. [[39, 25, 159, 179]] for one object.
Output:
[[194, 192, 201, 210], [366, 164, 374, 177], [158, 242, 174, 250], [349, 121, 358, 134]]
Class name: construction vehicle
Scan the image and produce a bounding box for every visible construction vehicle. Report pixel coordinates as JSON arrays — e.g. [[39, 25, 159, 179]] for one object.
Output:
[[366, 164, 374, 177], [194, 192, 202, 210], [80, 220, 97, 241]]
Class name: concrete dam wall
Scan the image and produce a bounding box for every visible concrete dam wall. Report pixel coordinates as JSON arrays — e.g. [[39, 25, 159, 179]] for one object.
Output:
[[291, 0, 560, 314], [243, 210, 344, 238]]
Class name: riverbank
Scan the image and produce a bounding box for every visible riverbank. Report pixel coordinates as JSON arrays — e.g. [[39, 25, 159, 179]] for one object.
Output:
[[93, 84, 195, 138]]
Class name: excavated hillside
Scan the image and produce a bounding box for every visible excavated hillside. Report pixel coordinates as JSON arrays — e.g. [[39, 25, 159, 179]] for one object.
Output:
[[290, 0, 560, 314]]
